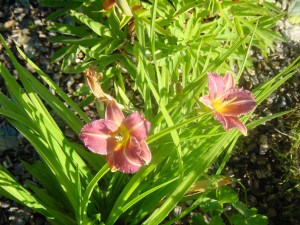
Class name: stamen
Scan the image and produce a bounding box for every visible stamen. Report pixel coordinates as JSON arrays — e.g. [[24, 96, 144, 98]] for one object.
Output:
[[213, 96, 237, 112], [115, 132, 124, 142]]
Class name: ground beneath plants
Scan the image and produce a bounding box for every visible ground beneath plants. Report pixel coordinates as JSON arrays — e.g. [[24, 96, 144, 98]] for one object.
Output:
[[0, 0, 299, 224]]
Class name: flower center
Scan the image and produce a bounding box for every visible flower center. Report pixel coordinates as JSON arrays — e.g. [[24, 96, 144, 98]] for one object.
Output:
[[113, 125, 130, 150], [212, 96, 237, 113], [115, 132, 124, 142]]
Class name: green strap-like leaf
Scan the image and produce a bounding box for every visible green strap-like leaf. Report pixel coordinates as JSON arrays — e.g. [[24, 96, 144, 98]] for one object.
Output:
[[71, 10, 112, 37]]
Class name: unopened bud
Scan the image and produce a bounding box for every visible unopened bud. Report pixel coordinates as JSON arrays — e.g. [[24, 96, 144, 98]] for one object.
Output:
[[103, 0, 115, 10], [83, 65, 113, 103]]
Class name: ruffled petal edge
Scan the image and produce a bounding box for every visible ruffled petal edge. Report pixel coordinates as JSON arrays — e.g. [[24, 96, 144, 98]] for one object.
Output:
[[214, 112, 248, 136]]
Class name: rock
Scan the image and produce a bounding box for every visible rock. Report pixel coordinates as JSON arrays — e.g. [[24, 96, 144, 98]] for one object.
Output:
[[0, 123, 19, 152], [3, 20, 16, 29], [0, 201, 11, 209], [173, 206, 182, 217], [264, 184, 274, 193], [248, 195, 258, 206], [13, 163, 24, 176], [250, 153, 257, 164], [259, 144, 269, 155], [283, 20, 300, 44], [267, 208, 277, 217]]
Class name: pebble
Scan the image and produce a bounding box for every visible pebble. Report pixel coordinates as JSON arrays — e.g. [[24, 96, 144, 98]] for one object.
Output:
[[253, 179, 260, 190], [248, 195, 258, 206], [245, 143, 256, 152], [250, 153, 257, 164], [283, 20, 300, 43], [8, 206, 31, 225], [250, 76, 259, 86], [259, 143, 269, 155], [17, 13, 27, 21], [267, 194, 277, 203], [0, 123, 19, 152], [284, 93, 293, 105], [14, 7, 24, 14], [256, 156, 267, 166], [277, 95, 287, 108], [65, 128, 76, 139], [13, 163, 24, 176], [267, 208, 277, 217], [264, 184, 274, 193], [259, 135, 269, 155], [21, 172, 31, 180], [173, 206, 182, 217], [255, 170, 263, 179], [282, 210, 292, 216], [34, 18, 43, 26], [3, 20, 16, 29], [22, 42, 36, 58], [0, 202, 11, 209]]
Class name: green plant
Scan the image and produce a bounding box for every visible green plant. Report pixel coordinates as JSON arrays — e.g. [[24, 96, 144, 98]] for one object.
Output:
[[42, 0, 284, 74], [187, 185, 267, 225]]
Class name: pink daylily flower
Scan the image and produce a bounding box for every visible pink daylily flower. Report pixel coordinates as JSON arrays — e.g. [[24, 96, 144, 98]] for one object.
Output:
[[80, 100, 151, 173], [200, 72, 256, 136]]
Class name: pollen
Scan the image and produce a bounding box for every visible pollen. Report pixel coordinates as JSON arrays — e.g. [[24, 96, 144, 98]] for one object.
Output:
[[115, 132, 124, 142]]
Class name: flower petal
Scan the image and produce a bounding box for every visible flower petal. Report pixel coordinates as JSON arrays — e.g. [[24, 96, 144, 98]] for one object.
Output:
[[139, 141, 152, 164], [200, 95, 214, 109], [80, 119, 118, 155], [223, 72, 235, 91], [208, 72, 225, 95], [105, 100, 125, 126], [216, 89, 256, 116], [113, 137, 145, 173], [214, 112, 248, 136], [123, 112, 150, 142]]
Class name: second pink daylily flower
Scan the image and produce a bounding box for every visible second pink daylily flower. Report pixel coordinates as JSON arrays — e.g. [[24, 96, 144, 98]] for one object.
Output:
[[200, 72, 256, 136], [80, 100, 151, 173]]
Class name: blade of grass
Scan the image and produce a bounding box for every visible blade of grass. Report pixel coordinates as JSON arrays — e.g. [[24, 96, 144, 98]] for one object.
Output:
[[120, 177, 178, 213], [80, 164, 110, 224], [17, 46, 90, 124], [70, 10, 112, 37]]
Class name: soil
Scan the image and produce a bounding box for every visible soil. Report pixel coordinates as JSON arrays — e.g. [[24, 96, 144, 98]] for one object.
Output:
[[0, 0, 299, 224]]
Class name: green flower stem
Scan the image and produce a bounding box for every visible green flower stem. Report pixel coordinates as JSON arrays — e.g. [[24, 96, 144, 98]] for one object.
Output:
[[80, 164, 110, 224]]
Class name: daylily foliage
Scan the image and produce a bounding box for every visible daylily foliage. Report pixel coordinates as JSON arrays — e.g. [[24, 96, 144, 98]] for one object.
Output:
[[80, 100, 151, 173], [80, 71, 256, 174], [200, 72, 256, 136]]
